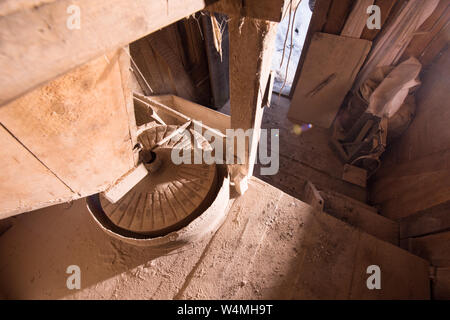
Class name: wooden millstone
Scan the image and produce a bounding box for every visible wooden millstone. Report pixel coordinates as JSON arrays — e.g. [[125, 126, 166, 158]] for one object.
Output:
[[100, 125, 217, 236]]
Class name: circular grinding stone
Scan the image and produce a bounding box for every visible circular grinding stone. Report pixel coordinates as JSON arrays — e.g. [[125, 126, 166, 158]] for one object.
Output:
[[99, 125, 217, 236]]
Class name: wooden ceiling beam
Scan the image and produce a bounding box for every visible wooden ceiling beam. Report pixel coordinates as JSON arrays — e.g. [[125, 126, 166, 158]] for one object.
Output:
[[0, 0, 214, 107]]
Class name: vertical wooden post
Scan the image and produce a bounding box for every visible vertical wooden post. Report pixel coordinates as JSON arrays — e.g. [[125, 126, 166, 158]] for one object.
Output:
[[228, 16, 278, 190]]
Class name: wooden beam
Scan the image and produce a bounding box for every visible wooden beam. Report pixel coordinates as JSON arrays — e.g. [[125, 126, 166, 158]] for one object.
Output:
[[0, 0, 212, 106], [228, 16, 278, 181]]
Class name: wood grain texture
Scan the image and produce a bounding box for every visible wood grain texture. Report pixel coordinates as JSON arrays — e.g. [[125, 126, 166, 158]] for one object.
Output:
[[400, 0, 450, 66], [288, 32, 371, 128], [0, 0, 210, 106], [228, 16, 278, 178], [400, 200, 450, 239], [0, 50, 135, 198]]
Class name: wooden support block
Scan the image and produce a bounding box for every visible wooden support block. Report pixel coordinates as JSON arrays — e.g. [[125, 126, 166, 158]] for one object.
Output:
[[288, 32, 371, 128], [343, 164, 367, 188], [304, 181, 324, 211], [0, 0, 211, 106], [228, 16, 278, 180]]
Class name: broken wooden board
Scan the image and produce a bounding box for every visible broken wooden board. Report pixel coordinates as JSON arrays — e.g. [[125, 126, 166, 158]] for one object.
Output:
[[288, 32, 371, 128]]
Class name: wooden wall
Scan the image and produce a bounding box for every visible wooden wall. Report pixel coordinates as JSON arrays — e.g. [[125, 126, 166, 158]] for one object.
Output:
[[369, 45, 449, 221], [130, 15, 214, 108], [369, 31, 449, 299]]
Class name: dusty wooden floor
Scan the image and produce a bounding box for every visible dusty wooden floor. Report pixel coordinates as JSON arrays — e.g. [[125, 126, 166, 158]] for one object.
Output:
[[0, 177, 429, 299]]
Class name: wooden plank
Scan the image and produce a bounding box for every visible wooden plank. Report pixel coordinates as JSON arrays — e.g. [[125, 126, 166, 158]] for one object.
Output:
[[288, 32, 371, 128], [0, 0, 211, 106], [228, 16, 278, 179], [0, 50, 135, 198], [361, 0, 397, 41], [407, 232, 450, 267], [400, 200, 450, 239], [322, 0, 355, 35], [341, 0, 375, 38], [289, 0, 333, 99], [320, 190, 398, 244], [0, 125, 75, 219]]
